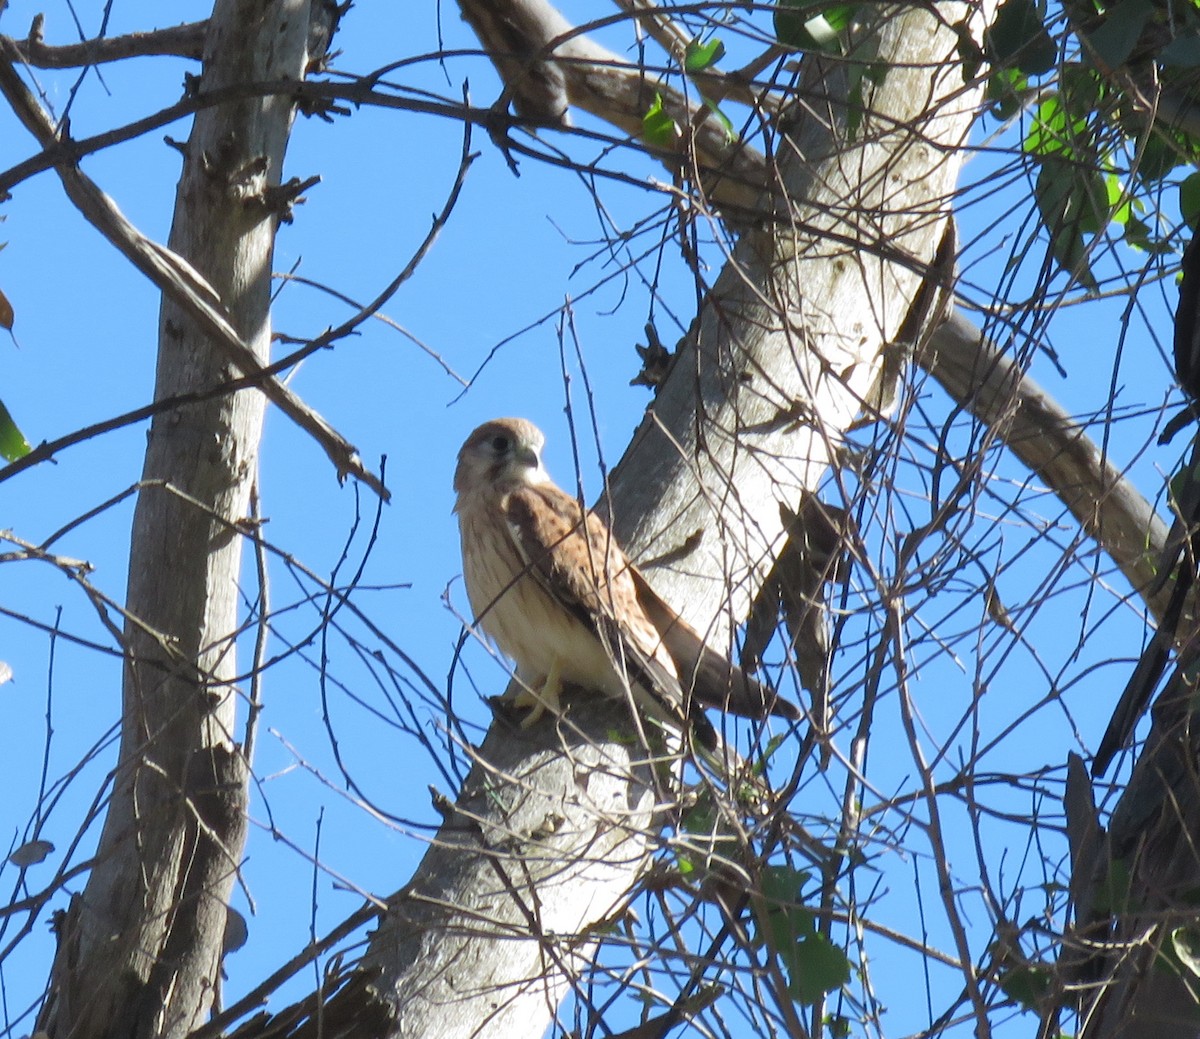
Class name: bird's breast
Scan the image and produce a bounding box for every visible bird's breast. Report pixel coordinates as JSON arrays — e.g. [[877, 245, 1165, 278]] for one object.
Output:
[[457, 504, 619, 693]]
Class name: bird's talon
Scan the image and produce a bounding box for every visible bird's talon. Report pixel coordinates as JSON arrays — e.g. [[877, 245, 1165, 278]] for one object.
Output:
[[506, 662, 564, 728]]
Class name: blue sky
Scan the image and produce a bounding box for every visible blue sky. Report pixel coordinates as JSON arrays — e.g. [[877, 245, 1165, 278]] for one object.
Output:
[[0, 2, 1188, 1035]]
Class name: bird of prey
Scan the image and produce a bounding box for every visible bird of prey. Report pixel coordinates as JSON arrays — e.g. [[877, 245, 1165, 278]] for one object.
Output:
[[453, 417, 799, 749]]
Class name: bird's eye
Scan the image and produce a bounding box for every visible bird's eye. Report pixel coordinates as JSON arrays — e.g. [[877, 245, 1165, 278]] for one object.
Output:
[[490, 435, 510, 453]]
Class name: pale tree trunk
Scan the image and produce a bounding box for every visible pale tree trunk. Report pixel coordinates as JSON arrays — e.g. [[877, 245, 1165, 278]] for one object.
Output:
[[608, 1, 993, 637], [255, 5, 998, 1039], [39, 3, 313, 1037], [360, 698, 659, 1039]]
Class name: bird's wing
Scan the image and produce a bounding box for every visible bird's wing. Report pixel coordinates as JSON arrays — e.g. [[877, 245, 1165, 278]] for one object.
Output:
[[502, 484, 712, 742], [630, 568, 801, 723]]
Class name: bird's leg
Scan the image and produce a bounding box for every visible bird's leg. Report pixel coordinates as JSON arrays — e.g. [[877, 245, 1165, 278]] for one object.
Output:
[[507, 659, 564, 727]]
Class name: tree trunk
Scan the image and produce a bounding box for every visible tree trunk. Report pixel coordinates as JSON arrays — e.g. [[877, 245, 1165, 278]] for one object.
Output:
[[254, 5, 999, 1038], [610, 3, 996, 638], [39, 3, 311, 1037], [360, 698, 659, 1039]]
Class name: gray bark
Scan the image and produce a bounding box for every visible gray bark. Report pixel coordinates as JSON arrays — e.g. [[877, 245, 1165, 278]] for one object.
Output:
[[361, 698, 659, 1039], [38, 3, 312, 1037], [609, 4, 996, 643], [305, 4, 999, 1038]]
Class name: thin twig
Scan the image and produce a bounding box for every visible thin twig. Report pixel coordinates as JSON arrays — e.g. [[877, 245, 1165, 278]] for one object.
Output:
[[889, 594, 991, 1034], [244, 479, 269, 764], [0, 42, 389, 499], [275, 274, 468, 386], [269, 101, 477, 379], [926, 310, 1170, 622]]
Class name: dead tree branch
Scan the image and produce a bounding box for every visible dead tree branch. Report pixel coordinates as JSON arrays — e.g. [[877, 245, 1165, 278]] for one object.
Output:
[[10, 13, 206, 67]]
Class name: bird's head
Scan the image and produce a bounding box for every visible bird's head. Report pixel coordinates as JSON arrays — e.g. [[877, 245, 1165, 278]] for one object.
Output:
[[454, 418, 549, 502]]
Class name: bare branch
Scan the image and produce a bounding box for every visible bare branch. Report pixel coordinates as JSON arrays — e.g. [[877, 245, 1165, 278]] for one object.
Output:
[[609, 0, 786, 111], [9, 13, 205, 68], [268, 111, 477, 381], [456, 0, 771, 213], [0, 78, 479, 197], [0, 42, 389, 500], [926, 310, 1168, 622]]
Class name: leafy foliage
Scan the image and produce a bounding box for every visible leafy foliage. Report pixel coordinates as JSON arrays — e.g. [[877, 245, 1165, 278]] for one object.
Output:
[[754, 866, 852, 1005], [0, 398, 29, 462], [773, 2, 858, 54]]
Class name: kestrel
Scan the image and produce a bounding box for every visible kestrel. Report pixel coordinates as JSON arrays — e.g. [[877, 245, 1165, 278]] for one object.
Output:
[[454, 417, 799, 748]]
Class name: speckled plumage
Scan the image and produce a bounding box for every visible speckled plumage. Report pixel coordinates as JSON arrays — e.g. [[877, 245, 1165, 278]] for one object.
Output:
[[453, 418, 798, 744]]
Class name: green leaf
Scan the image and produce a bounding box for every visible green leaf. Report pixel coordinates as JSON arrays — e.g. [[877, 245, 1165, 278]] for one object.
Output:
[[843, 61, 886, 140], [1123, 214, 1172, 254], [758, 867, 814, 949], [1034, 160, 1101, 288], [0, 398, 30, 462], [997, 962, 1053, 1010], [1182, 172, 1200, 226], [1136, 131, 1187, 184], [1057, 63, 1106, 125], [957, 18, 986, 83], [1024, 95, 1077, 158], [760, 864, 809, 905], [986, 0, 1057, 75], [1047, 229, 1091, 287], [1172, 926, 1200, 978], [684, 36, 725, 73], [1084, 0, 1153, 70], [774, 2, 858, 53], [1105, 171, 1129, 228], [1036, 159, 1110, 234], [1161, 35, 1200, 68], [1093, 856, 1133, 915], [0, 286, 11, 331], [703, 96, 736, 144], [679, 797, 717, 836], [752, 867, 848, 1005], [986, 66, 1028, 120], [642, 93, 679, 149], [784, 931, 852, 1005], [1022, 78, 1104, 163], [820, 4, 856, 32], [1135, 121, 1200, 185], [824, 1015, 852, 1039]]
